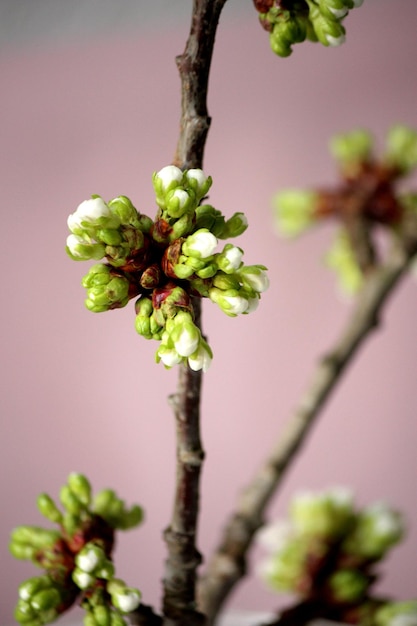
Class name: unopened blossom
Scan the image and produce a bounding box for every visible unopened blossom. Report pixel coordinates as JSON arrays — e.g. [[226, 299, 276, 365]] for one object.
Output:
[[182, 228, 218, 259], [67, 166, 268, 370]]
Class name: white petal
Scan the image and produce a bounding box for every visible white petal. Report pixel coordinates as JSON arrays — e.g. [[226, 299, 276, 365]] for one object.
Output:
[[156, 165, 183, 189], [224, 246, 243, 270], [77, 549, 100, 573], [116, 591, 141, 612]]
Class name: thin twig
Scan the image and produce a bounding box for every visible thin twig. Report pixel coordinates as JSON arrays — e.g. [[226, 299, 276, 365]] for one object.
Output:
[[198, 223, 417, 624]]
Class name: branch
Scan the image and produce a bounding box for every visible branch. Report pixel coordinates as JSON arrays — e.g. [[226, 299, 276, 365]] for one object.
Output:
[[161, 2, 227, 625], [198, 222, 417, 623]]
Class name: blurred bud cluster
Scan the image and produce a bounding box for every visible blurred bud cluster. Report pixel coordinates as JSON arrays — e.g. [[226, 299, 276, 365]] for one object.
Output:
[[257, 487, 417, 625], [273, 124, 417, 295], [253, 0, 363, 57], [67, 166, 269, 371], [9, 473, 143, 626]]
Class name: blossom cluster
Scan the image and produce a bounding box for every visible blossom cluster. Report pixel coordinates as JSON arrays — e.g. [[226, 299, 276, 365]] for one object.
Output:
[[66, 166, 269, 371], [253, 0, 363, 57], [273, 124, 417, 295], [10, 474, 143, 626], [256, 488, 415, 626]]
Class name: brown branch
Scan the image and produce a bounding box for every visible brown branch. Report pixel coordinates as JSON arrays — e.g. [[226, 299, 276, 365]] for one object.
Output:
[[198, 222, 417, 624], [161, 2, 228, 625]]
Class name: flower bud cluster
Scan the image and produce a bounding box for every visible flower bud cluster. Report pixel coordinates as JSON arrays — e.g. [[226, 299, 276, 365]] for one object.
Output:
[[67, 166, 268, 370], [273, 124, 417, 296], [15, 574, 76, 626], [10, 474, 143, 626], [256, 488, 406, 622], [253, 0, 363, 57]]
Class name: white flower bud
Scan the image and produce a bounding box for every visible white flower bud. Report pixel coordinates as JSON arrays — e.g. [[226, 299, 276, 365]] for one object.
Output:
[[240, 267, 270, 293], [188, 343, 212, 372], [222, 294, 249, 315], [224, 245, 243, 270], [183, 229, 218, 259], [155, 165, 183, 190], [66, 234, 86, 256], [158, 348, 183, 368], [325, 33, 346, 47], [174, 326, 200, 358], [76, 548, 100, 573], [114, 590, 141, 613], [186, 169, 208, 188], [68, 197, 111, 232], [72, 569, 95, 590]]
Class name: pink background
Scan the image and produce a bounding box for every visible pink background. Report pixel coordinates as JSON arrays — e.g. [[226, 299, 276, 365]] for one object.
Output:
[[1, 2, 416, 623]]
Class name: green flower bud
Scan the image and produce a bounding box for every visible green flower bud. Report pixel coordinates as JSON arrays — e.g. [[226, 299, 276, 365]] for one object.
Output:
[[165, 188, 196, 219], [375, 601, 417, 626], [173, 263, 195, 280], [14, 600, 38, 623], [9, 542, 37, 561], [82, 265, 131, 313], [62, 512, 79, 535], [385, 124, 417, 174], [273, 190, 318, 237], [212, 272, 241, 291], [326, 231, 363, 296], [195, 262, 218, 279], [60, 484, 85, 515], [270, 15, 307, 57], [31, 588, 61, 612], [93, 489, 140, 529], [135, 297, 162, 339], [111, 614, 127, 626], [84, 611, 97, 626], [194, 204, 227, 237], [344, 503, 404, 560], [291, 487, 354, 539], [258, 535, 312, 593], [93, 605, 112, 626], [11, 526, 60, 551], [221, 212, 248, 239], [209, 287, 249, 316], [329, 129, 373, 171], [68, 473, 92, 507], [329, 569, 369, 603], [170, 211, 195, 241], [36, 494, 63, 525], [108, 196, 140, 228], [117, 504, 144, 530], [18, 576, 51, 601], [96, 228, 124, 246]]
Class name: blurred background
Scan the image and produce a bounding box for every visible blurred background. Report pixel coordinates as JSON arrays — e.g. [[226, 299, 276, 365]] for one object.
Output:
[[1, 1, 416, 623]]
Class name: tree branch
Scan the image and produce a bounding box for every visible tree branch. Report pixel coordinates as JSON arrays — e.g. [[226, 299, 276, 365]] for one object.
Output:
[[198, 222, 417, 623], [161, 2, 228, 625]]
